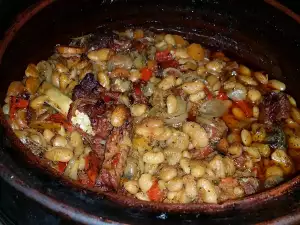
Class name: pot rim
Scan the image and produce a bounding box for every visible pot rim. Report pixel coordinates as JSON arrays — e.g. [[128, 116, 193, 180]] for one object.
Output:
[[0, 0, 300, 222]]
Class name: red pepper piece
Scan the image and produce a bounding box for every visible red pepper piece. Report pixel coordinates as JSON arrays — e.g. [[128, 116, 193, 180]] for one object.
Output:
[[155, 49, 173, 62], [216, 89, 228, 100], [204, 87, 213, 100], [9, 96, 29, 120], [147, 180, 163, 202], [103, 95, 111, 102], [58, 162, 67, 173], [140, 67, 153, 81], [234, 100, 252, 118], [47, 113, 74, 132], [134, 84, 142, 95]]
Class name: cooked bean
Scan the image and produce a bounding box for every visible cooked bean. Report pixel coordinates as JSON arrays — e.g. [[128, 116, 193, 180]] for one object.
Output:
[[254, 72, 268, 84], [164, 34, 176, 46], [244, 147, 261, 162], [56, 63, 68, 73], [197, 66, 206, 76], [223, 157, 236, 176], [87, 48, 111, 61], [97, 72, 110, 90], [135, 118, 164, 138], [159, 166, 177, 181], [143, 151, 165, 164], [131, 104, 147, 117], [166, 131, 189, 151], [167, 177, 184, 192], [124, 180, 139, 195], [209, 155, 226, 178], [291, 107, 300, 124], [206, 75, 219, 87], [251, 124, 266, 142], [30, 95, 48, 109], [7, 81, 24, 97], [182, 150, 192, 159], [180, 158, 191, 174], [239, 65, 251, 76], [253, 106, 259, 119], [197, 178, 218, 203], [227, 132, 242, 144], [111, 105, 129, 127], [70, 131, 83, 148], [43, 129, 55, 143], [239, 75, 258, 86], [175, 48, 189, 59], [271, 149, 292, 167], [183, 122, 209, 148], [268, 79, 286, 91], [233, 186, 245, 197], [287, 95, 297, 107], [228, 143, 243, 157], [248, 89, 261, 102], [205, 60, 225, 73], [241, 129, 252, 146], [52, 135, 68, 147], [164, 148, 182, 165], [167, 191, 177, 200], [56, 46, 86, 55], [167, 95, 177, 114], [182, 81, 204, 94], [190, 163, 206, 178], [251, 143, 270, 157], [232, 107, 246, 120], [138, 173, 153, 193], [286, 118, 299, 129], [135, 192, 150, 201], [265, 166, 284, 178], [30, 134, 44, 146], [158, 75, 176, 90], [288, 136, 300, 149], [189, 91, 205, 103], [44, 147, 73, 162], [183, 175, 197, 200]]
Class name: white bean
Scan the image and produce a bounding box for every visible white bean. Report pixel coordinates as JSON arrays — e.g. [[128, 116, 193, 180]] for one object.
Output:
[[248, 89, 261, 102], [197, 178, 218, 203], [97, 72, 110, 90], [241, 129, 252, 146], [135, 118, 164, 138], [189, 91, 205, 103], [166, 131, 189, 150], [167, 177, 183, 192], [208, 155, 226, 178], [182, 81, 204, 94], [239, 75, 258, 86], [124, 180, 139, 194], [135, 192, 150, 201], [254, 72, 268, 84], [43, 129, 55, 143], [138, 173, 153, 193], [52, 135, 68, 147], [87, 48, 111, 61], [164, 148, 182, 165], [44, 147, 73, 162], [244, 147, 261, 162], [70, 131, 83, 148], [159, 166, 177, 181], [180, 158, 191, 174], [111, 105, 129, 127], [158, 75, 176, 90], [164, 34, 176, 46], [268, 79, 286, 91], [30, 95, 48, 109], [183, 175, 197, 200], [253, 106, 259, 119], [167, 95, 178, 114], [143, 151, 165, 164], [131, 104, 147, 117], [190, 163, 206, 178], [182, 122, 209, 148]]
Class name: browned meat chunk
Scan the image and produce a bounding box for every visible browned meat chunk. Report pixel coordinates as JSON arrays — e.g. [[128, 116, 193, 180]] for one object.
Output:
[[259, 92, 290, 125], [96, 122, 133, 191], [72, 73, 104, 100], [239, 177, 260, 195]]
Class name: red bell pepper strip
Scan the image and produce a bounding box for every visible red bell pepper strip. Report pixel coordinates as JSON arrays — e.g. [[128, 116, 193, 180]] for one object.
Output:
[[147, 180, 163, 202], [85, 153, 100, 187], [9, 96, 29, 120], [58, 162, 67, 173], [140, 68, 153, 81], [234, 100, 252, 118], [204, 86, 213, 100], [216, 89, 228, 100], [155, 49, 173, 62], [47, 113, 74, 132]]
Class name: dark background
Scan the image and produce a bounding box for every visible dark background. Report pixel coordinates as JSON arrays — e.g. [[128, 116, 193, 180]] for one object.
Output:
[[0, 0, 300, 225]]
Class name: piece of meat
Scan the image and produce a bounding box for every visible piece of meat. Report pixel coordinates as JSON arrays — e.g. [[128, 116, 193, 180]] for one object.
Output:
[[110, 39, 132, 52], [132, 83, 148, 104], [91, 135, 107, 162], [72, 73, 104, 100], [91, 116, 113, 140], [259, 92, 290, 125], [239, 177, 260, 195], [234, 155, 246, 169], [95, 122, 133, 191]]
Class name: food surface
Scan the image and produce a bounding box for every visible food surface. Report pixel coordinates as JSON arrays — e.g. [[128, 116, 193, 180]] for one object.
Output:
[[3, 29, 300, 204]]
